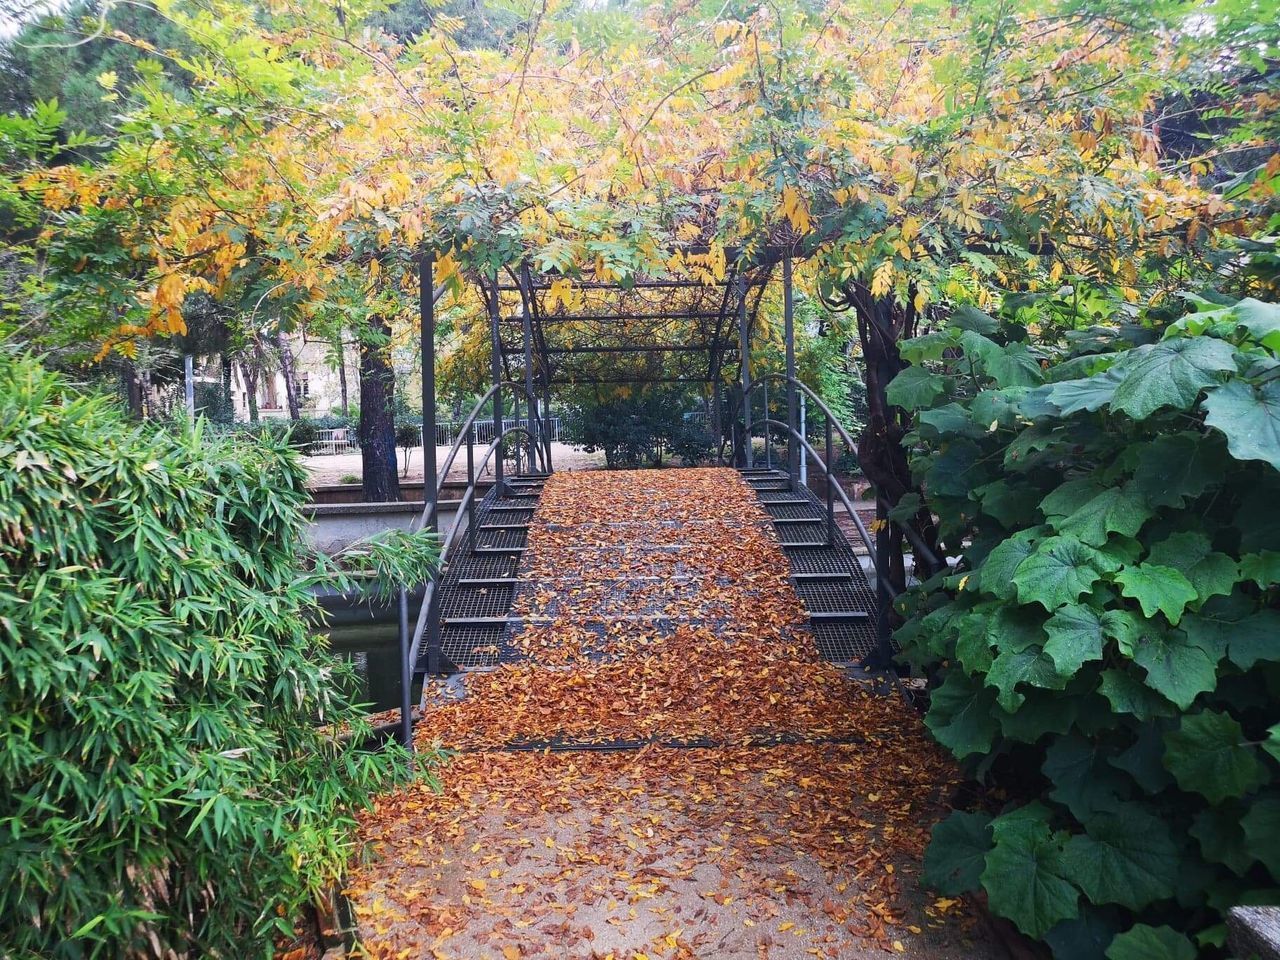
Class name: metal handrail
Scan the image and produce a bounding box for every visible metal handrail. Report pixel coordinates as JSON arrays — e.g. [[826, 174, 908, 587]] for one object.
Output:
[[394, 379, 548, 754], [406, 424, 541, 667], [747, 417, 894, 600], [743, 374, 945, 573], [414, 380, 547, 535]]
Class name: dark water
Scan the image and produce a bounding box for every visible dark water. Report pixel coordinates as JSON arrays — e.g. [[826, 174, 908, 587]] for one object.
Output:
[[325, 622, 407, 712]]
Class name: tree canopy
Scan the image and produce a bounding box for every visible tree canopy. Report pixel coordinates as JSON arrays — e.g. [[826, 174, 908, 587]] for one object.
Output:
[[2, 0, 1274, 368]]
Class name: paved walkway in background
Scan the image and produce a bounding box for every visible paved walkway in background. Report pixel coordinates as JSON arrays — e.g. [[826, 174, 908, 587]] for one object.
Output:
[[303, 442, 605, 486]]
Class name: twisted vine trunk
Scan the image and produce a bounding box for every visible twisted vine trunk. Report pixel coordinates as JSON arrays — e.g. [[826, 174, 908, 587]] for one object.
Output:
[[847, 284, 945, 596], [359, 314, 401, 502]]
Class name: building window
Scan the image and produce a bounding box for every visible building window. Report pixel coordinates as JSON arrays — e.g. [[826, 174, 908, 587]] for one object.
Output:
[[300, 374, 310, 398]]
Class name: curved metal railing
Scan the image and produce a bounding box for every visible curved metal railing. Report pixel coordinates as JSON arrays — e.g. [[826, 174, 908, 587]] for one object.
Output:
[[395, 381, 549, 753], [745, 416, 898, 603], [743, 374, 945, 576]]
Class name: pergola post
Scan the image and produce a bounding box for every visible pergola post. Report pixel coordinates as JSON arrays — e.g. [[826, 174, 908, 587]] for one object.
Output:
[[738, 274, 752, 469], [420, 252, 439, 526], [420, 252, 443, 681], [784, 251, 799, 487], [487, 278, 505, 490], [519, 262, 539, 472]]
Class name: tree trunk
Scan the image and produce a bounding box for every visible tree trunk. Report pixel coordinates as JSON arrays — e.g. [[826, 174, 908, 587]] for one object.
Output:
[[220, 353, 233, 420], [359, 315, 401, 502], [124, 364, 144, 419], [242, 361, 260, 423], [276, 333, 302, 421], [337, 339, 349, 413]]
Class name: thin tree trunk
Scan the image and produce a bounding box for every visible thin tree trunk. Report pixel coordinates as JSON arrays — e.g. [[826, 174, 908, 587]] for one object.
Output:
[[124, 364, 144, 419], [139, 368, 153, 419], [337, 339, 349, 413], [220, 353, 233, 419], [276, 333, 302, 421], [242, 361, 260, 423], [359, 315, 401, 502]]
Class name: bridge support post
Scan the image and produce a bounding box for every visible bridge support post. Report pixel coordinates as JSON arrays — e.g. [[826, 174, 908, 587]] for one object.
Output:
[[784, 251, 800, 488]]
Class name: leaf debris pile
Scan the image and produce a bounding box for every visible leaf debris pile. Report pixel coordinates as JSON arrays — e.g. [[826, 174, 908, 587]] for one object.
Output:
[[349, 469, 986, 958]]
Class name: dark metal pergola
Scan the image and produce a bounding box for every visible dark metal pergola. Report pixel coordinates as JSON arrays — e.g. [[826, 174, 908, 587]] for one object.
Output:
[[415, 245, 803, 491]]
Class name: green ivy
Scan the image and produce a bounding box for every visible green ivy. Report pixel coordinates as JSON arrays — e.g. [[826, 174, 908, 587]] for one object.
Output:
[[0, 352, 442, 958], [894, 294, 1280, 958]]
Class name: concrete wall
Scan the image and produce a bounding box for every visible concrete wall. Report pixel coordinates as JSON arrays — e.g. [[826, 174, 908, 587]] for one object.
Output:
[[305, 498, 465, 554]]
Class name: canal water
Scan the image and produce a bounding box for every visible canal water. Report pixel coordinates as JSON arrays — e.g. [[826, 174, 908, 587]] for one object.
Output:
[[325, 621, 407, 712]]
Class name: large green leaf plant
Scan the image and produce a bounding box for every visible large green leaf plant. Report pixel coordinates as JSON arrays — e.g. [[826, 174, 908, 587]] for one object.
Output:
[[894, 293, 1280, 957]]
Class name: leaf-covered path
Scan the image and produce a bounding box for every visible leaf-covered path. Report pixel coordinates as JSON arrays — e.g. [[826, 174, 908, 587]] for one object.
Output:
[[347, 469, 992, 959]]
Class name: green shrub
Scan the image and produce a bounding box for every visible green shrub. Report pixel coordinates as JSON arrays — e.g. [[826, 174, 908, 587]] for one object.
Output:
[[893, 296, 1280, 958], [563, 386, 710, 468], [0, 352, 438, 958]]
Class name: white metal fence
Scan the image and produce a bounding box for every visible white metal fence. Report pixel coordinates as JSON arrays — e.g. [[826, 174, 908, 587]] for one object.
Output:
[[431, 417, 561, 447]]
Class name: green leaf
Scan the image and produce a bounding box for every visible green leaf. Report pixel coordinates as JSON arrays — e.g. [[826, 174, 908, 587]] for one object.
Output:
[[887, 366, 947, 410], [922, 811, 992, 895], [1043, 735, 1125, 821], [1098, 670, 1175, 722], [1131, 433, 1218, 508], [950, 304, 999, 335], [1241, 799, 1280, 877], [974, 479, 1041, 527], [1230, 298, 1280, 350], [1145, 532, 1237, 605], [971, 388, 1030, 431], [925, 670, 1001, 759], [1191, 805, 1254, 876], [1163, 710, 1268, 803], [1046, 909, 1122, 960], [1115, 564, 1197, 625], [1265, 724, 1280, 763], [1203, 378, 1280, 471], [1183, 608, 1280, 670], [1110, 724, 1174, 793], [985, 342, 1044, 388], [1109, 337, 1237, 419], [982, 808, 1080, 938], [1105, 924, 1196, 960], [1239, 550, 1280, 589], [1098, 609, 1149, 657], [998, 689, 1081, 743], [1061, 807, 1179, 911], [1013, 536, 1121, 611], [978, 532, 1041, 599], [1132, 627, 1219, 709], [1043, 605, 1106, 674], [919, 403, 983, 439], [1041, 479, 1106, 521], [987, 645, 1069, 711], [955, 614, 996, 674], [1054, 485, 1152, 547], [1034, 368, 1125, 416]]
